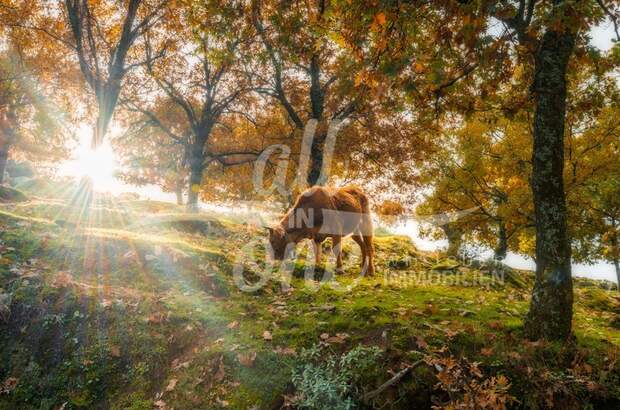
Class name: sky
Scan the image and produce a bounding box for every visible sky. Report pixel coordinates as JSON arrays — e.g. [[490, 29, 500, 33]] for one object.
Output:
[[390, 220, 618, 283]]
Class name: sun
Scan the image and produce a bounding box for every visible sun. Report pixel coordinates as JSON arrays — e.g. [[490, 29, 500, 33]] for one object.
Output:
[[58, 124, 120, 192]]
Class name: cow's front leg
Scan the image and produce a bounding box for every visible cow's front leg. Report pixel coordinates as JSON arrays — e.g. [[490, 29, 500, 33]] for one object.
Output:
[[313, 239, 322, 267], [332, 236, 343, 273]]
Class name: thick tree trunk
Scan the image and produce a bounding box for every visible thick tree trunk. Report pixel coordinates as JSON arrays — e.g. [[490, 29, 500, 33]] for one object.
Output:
[[611, 232, 620, 291], [494, 220, 508, 260], [441, 224, 462, 258], [186, 144, 204, 211], [523, 20, 577, 341], [0, 144, 9, 184], [94, 85, 120, 147], [307, 131, 326, 186], [175, 182, 184, 206], [614, 257, 620, 292], [187, 162, 203, 212]]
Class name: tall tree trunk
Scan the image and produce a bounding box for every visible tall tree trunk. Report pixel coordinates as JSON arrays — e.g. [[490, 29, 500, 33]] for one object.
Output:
[[175, 181, 184, 206], [307, 131, 326, 186], [494, 220, 508, 260], [0, 143, 9, 185], [611, 232, 620, 291], [441, 224, 462, 258], [614, 256, 620, 292], [0, 116, 16, 185], [187, 143, 205, 212], [523, 18, 577, 341], [187, 162, 203, 212]]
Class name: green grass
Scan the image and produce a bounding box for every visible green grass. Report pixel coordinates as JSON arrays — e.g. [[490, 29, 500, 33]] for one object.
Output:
[[0, 189, 619, 409]]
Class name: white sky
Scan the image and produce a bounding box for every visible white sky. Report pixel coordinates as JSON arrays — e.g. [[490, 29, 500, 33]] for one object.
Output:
[[589, 19, 618, 51]]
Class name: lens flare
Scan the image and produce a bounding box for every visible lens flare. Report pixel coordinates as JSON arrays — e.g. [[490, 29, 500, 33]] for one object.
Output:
[[59, 125, 119, 192]]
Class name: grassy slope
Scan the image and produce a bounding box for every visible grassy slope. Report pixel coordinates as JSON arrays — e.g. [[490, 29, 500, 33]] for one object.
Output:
[[0, 186, 618, 409]]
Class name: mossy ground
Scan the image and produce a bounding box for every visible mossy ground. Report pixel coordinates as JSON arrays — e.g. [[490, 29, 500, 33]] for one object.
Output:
[[0, 183, 618, 409]]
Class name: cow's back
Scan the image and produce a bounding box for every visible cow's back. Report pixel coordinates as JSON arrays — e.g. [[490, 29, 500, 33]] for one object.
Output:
[[285, 186, 368, 236], [294, 186, 367, 214], [332, 186, 369, 214]]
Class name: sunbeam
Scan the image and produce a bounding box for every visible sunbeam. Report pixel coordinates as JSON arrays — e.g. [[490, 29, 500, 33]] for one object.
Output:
[[58, 124, 119, 193]]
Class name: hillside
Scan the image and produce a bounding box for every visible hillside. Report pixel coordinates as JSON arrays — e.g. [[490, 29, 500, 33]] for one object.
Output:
[[0, 183, 618, 409]]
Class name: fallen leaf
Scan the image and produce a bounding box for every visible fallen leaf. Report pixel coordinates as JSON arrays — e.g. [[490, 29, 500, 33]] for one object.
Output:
[[470, 362, 483, 378], [273, 346, 296, 356], [147, 312, 165, 324], [227, 321, 239, 329], [165, 378, 177, 392], [320, 333, 329, 340], [424, 304, 437, 315], [444, 328, 462, 339], [237, 351, 257, 367], [326, 336, 344, 344], [214, 357, 226, 381], [0, 377, 18, 394], [480, 347, 494, 357], [110, 345, 121, 357], [52, 271, 73, 288], [263, 330, 272, 341], [416, 336, 428, 350], [489, 321, 504, 330]]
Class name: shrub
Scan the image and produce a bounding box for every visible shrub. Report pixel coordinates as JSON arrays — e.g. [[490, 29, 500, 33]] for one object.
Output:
[[291, 344, 382, 409]]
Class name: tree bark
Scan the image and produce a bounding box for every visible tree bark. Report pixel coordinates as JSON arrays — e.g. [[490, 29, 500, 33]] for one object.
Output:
[[187, 160, 203, 212], [494, 220, 508, 260], [441, 224, 462, 258], [307, 130, 326, 186], [175, 182, 184, 206], [0, 144, 9, 184], [611, 232, 620, 291], [614, 256, 620, 292], [524, 18, 577, 341]]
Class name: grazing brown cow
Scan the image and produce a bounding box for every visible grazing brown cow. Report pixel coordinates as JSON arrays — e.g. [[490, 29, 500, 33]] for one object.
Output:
[[267, 186, 375, 275]]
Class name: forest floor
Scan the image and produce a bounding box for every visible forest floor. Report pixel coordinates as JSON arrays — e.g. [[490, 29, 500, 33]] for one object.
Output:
[[0, 179, 619, 409]]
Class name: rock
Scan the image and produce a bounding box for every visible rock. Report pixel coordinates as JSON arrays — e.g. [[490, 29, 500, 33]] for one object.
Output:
[[388, 257, 412, 269], [431, 259, 460, 271]]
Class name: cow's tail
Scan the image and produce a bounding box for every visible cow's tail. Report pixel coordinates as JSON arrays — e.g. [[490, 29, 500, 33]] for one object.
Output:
[[358, 191, 370, 215]]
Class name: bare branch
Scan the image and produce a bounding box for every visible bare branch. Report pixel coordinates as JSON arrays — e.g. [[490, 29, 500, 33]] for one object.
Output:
[[595, 0, 620, 42]]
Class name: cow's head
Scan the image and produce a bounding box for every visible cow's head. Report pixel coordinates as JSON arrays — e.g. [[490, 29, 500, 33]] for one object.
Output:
[[266, 226, 296, 260]]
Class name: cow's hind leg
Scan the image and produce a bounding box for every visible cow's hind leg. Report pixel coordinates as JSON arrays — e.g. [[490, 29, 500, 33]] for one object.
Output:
[[332, 236, 344, 274], [360, 216, 375, 276], [363, 235, 375, 276], [312, 239, 322, 267], [352, 234, 367, 272]]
